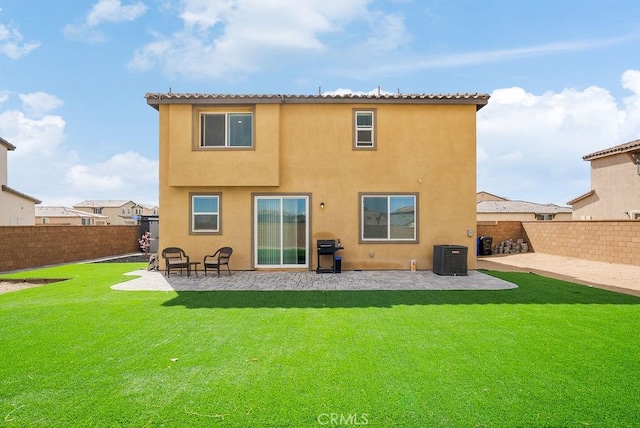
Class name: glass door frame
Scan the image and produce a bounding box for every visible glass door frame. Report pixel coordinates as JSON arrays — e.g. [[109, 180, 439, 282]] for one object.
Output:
[[253, 194, 310, 269]]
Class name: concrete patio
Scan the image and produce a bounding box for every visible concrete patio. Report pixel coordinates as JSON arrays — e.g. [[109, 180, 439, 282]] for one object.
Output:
[[112, 268, 517, 292]]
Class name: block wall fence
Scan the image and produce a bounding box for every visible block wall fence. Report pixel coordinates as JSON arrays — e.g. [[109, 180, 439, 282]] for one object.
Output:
[[1, 222, 638, 273], [0, 226, 140, 272], [478, 221, 640, 267]]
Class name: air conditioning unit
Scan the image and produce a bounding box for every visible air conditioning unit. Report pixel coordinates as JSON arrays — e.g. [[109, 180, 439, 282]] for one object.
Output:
[[433, 245, 468, 276]]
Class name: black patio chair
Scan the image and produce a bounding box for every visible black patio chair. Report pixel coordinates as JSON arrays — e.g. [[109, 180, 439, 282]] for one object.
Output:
[[203, 247, 233, 277], [161, 247, 190, 277]]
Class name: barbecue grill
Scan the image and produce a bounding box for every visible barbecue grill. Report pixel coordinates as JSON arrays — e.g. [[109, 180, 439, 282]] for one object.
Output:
[[316, 239, 343, 273]]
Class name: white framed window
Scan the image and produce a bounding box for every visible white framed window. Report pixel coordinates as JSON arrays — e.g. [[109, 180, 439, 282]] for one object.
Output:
[[191, 194, 221, 233], [354, 110, 375, 149], [360, 194, 417, 242], [200, 112, 253, 147]]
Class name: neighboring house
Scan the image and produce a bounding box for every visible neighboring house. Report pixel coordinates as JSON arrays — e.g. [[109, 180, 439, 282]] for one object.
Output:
[[476, 191, 508, 202], [140, 204, 159, 217], [568, 138, 640, 220], [477, 199, 572, 221], [0, 137, 41, 225], [73, 200, 142, 225], [146, 92, 490, 271], [35, 206, 108, 225]]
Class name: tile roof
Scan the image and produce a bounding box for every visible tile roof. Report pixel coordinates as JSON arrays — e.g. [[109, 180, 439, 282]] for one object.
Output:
[[477, 200, 571, 214], [36, 206, 107, 218], [145, 92, 490, 110], [74, 200, 134, 208], [583, 138, 640, 160], [1, 184, 41, 203]]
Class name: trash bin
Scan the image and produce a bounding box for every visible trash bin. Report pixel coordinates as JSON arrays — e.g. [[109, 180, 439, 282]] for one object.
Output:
[[479, 236, 493, 256], [334, 256, 342, 273]]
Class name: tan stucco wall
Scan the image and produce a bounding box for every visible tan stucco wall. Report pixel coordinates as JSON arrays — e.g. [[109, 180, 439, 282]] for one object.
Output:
[[0, 191, 36, 225], [572, 153, 640, 219], [157, 102, 479, 271]]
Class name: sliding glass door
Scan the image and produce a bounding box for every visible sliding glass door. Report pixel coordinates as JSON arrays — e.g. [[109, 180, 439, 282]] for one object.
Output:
[[255, 196, 309, 268]]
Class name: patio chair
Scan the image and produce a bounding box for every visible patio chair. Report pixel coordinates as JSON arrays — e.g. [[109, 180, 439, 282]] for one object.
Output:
[[161, 247, 190, 277], [203, 247, 233, 277]]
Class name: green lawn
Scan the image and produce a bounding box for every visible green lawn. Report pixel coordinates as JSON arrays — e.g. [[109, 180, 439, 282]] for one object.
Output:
[[1, 263, 639, 427]]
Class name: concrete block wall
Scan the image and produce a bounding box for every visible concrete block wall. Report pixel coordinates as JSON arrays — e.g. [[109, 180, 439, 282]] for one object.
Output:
[[522, 221, 640, 266], [0, 225, 140, 272]]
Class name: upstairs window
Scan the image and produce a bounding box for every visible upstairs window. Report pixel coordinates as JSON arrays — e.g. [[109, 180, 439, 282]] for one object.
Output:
[[200, 113, 253, 147], [354, 110, 375, 149]]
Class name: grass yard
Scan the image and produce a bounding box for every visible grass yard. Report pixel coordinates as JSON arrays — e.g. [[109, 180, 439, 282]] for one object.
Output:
[[1, 263, 639, 427]]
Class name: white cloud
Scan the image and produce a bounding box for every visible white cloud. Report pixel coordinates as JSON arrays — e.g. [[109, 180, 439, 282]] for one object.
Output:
[[321, 87, 395, 96], [64, 0, 148, 43], [0, 22, 40, 59], [477, 69, 640, 205], [86, 0, 147, 26], [0, 110, 66, 157], [130, 0, 382, 78], [365, 12, 410, 52], [363, 33, 640, 76], [0, 92, 158, 206], [66, 152, 158, 203], [19, 92, 64, 117]]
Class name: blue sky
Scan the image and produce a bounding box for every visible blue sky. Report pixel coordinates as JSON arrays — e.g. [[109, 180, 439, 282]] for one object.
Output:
[[1, 0, 639, 207]]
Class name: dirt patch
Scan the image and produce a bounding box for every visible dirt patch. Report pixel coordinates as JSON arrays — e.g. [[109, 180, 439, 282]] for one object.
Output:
[[478, 253, 640, 297], [0, 278, 66, 295]]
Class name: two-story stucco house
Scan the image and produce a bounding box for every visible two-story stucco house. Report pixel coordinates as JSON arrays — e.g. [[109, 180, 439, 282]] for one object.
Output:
[[145, 92, 489, 271], [568, 138, 640, 220], [0, 137, 41, 225], [73, 200, 142, 225]]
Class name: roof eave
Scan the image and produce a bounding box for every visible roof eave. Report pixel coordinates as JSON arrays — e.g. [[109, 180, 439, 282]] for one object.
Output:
[[1, 185, 42, 204], [145, 93, 490, 110], [0, 137, 16, 151]]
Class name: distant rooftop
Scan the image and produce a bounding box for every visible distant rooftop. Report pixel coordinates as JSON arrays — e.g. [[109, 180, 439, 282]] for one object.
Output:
[[36, 206, 107, 219], [74, 200, 135, 208], [477, 200, 571, 215]]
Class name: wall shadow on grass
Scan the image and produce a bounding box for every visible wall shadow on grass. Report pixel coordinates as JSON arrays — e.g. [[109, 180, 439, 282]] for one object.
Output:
[[161, 272, 640, 309]]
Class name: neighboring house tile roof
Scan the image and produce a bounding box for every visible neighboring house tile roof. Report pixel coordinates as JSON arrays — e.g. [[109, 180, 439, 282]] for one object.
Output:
[[583, 138, 640, 160], [0, 137, 16, 151], [36, 206, 107, 219], [145, 92, 491, 110], [477, 200, 571, 214], [567, 190, 595, 206], [1, 184, 41, 204], [74, 200, 134, 208]]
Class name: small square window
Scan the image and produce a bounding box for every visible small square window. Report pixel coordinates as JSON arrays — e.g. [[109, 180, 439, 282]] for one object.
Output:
[[191, 194, 221, 233], [354, 110, 375, 149]]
